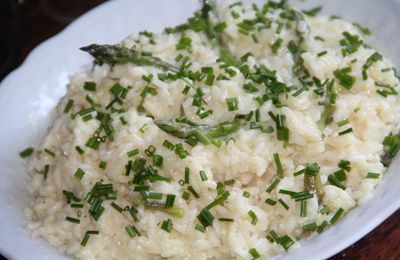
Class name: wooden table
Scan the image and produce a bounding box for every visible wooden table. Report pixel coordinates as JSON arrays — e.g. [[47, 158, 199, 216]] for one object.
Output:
[[1, 1, 399, 259]]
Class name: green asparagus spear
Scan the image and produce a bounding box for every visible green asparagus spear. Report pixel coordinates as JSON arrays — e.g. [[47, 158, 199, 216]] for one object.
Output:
[[293, 10, 311, 41], [155, 119, 242, 145], [304, 173, 324, 202], [318, 79, 337, 127], [80, 44, 179, 73], [287, 10, 310, 76], [381, 133, 400, 166], [200, 0, 241, 67]]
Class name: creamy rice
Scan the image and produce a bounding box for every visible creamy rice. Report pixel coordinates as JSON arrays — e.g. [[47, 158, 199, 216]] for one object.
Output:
[[25, 1, 400, 259]]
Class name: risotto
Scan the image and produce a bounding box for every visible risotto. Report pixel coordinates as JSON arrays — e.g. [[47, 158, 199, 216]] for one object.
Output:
[[22, 0, 400, 259]]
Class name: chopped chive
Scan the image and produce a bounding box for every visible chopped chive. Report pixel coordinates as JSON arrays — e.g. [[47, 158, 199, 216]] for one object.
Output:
[[88, 200, 105, 221], [153, 154, 163, 167], [338, 160, 351, 172], [271, 38, 283, 53], [300, 200, 307, 217], [243, 191, 251, 198], [266, 235, 274, 243], [125, 160, 133, 176], [337, 119, 349, 127], [125, 206, 139, 222], [125, 160, 136, 176], [334, 169, 347, 181], [197, 208, 214, 228], [317, 50, 328, 57], [251, 34, 259, 43], [43, 164, 49, 179], [278, 199, 289, 210], [77, 107, 95, 117], [328, 174, 345, 189], [317, 220, 328, 233], [206, 191, 230, 209], [125, 224, 141, 237], [279, 189, 297, 196], [85, 137, 100, 150], [175, 143, 188, 159], [314, 36, 325, 42], [226, 97, 239, 111], [19, 147, 34, 158], [353, 22, 371, 35], [99, 161, 107, 169], [231, 10, 240, 19], [224, 179, 235, 185], [305, 162, 320, 176], [161, 218, 173, 233], [165, 194, 176, 209], [110, 202, 123, 213], [63, 190, 81, 204], [184, 167, 190, 184], [64, 99, 74, 113], [199, 170, 208, 181], [71, 203, 84, 208], [269, 230, 280, 243], [120, 116, 128, 125], [334, 67, 355, 89], [81, 230, 99, 246], [182, 191, 190, 201], [75, 146, 84, 155], [74, 168, 85, 180], [182, 85, 190, 95], [266, 178, 280, 193], [163, 140, 175, 151], [302, 6, 322, 16], [265, 198, 277, 205], [293, 168, 306, 176], [255, 109, 260, 122], [44, 148, 55, 157], [127, 148, 139, 157], [248, 210, 258, 225], [338, 128, 353, 136], [188, 186, 199, 198], [82, 114, 93, 122], [367, 172, 380, 179], [195, 224, 205, 233], [243, 82, 259, 93], [362, 52, 383, 80], [330, 208, 344, 224], [303, 222, 317, 231], [292, 192, 314, 201], [269, 112, 289, 147], [139, 123, 149, 133], [219, 217, 234, 222], [250, 122, 274, 133], [83, 81, 96, 91], [110, 83, 125, 96], [273, 153, 284, 178], [320, 205, 330, 214], [249, 248, 260, 259], [280, 235, 295, 250], [144, 145, 156, 157]]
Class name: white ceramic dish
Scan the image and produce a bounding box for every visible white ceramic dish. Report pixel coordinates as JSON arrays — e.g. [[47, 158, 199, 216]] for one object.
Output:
[[1, 0, 399, 259]]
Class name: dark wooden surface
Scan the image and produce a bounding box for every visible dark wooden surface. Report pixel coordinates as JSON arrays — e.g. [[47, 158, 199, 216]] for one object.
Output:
[[1, 1, 399, 259]]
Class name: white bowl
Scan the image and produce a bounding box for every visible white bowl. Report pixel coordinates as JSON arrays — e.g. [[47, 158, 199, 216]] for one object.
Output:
[[0, 0, 399, 259]]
